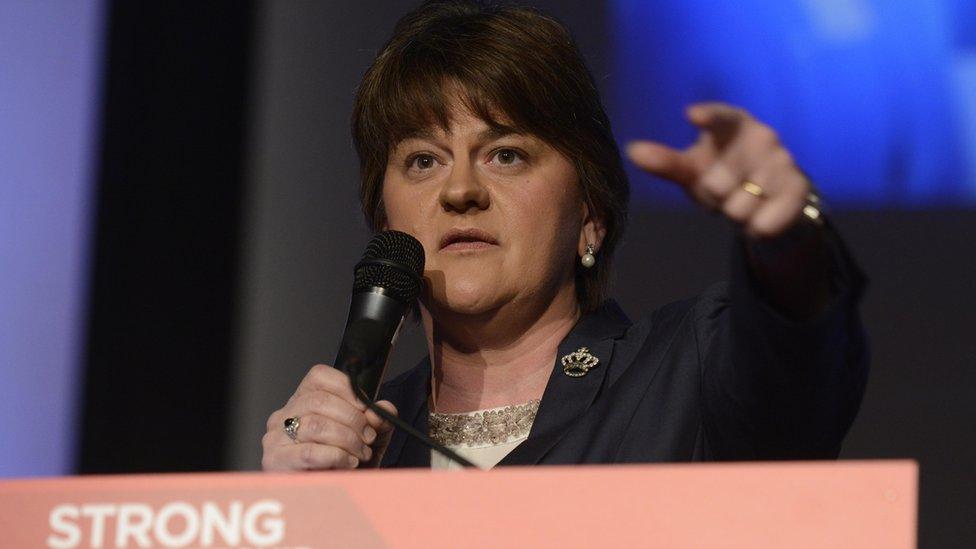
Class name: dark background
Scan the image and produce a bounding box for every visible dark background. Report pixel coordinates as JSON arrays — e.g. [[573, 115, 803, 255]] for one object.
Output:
[[78, 2, 975, 547]]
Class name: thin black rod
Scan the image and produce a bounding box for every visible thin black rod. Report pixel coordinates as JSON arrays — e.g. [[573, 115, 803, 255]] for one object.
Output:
[[352, 384, 477, 469], [363, 399, 478, 469]]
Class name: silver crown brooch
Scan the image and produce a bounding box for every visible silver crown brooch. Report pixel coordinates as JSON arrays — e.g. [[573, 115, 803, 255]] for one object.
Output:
[[561, 347, 600, 377]]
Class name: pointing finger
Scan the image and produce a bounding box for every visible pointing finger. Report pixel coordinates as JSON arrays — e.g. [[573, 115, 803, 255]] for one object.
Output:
[[686, 102, 748, 128], [686, 103, 749, 149], [626, 140, 699, 185]]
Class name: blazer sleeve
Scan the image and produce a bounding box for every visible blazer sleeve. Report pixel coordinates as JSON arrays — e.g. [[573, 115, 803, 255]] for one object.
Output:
[[696, 220, 870, 459]]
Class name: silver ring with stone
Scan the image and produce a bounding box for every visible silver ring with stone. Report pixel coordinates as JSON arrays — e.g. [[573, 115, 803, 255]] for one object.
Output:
[[283, 416, 301, 444]]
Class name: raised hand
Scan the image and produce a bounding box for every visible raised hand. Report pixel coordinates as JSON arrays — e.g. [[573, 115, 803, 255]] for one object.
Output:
[[626, 102, 818, 239]]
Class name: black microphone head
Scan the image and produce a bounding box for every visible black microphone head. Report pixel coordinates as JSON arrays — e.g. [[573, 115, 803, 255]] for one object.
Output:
[[354, 230, 425, 302]]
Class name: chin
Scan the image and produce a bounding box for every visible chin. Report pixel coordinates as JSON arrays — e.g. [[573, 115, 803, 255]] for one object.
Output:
[[431, 276, 507, 316]]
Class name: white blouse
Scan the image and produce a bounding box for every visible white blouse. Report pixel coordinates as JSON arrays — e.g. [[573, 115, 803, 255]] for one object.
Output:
[[429, 400, 541, 470]]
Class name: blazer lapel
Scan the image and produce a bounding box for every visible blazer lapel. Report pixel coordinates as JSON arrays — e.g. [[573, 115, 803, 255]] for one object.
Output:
[[499, 300, 631, 465], [378, 358, 431, 468]]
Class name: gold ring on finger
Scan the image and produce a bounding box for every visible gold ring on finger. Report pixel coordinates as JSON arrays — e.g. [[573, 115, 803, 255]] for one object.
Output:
[[283, 416, 301, 444], [741, 181, 765, 198]]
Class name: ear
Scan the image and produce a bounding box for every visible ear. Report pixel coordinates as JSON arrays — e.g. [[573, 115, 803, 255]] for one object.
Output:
[[578, 200, 607, 256]]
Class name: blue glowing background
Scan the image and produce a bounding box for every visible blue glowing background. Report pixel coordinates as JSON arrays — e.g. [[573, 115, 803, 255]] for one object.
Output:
[[610, 0, 976, 207], [0, 0, 103, 476]]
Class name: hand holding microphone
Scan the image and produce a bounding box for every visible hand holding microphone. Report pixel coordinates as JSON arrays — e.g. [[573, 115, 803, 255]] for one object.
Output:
[[261, 364, 398, 470], [261, 231, 423, 471]]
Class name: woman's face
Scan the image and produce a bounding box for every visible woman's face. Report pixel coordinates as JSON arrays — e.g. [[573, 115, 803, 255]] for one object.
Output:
[[381, 103, 596, 317]]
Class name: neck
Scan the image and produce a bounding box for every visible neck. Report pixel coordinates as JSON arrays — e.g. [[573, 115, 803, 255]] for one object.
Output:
[[423, 284, 580, 413]]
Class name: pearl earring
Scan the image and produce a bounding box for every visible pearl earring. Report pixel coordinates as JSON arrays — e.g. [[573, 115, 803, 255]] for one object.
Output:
[[581, 244, 596, 268]]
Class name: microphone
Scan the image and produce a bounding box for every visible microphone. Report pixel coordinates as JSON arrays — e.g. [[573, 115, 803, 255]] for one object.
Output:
[[333, 230, 476, 468], [334, 230, 425, 400]]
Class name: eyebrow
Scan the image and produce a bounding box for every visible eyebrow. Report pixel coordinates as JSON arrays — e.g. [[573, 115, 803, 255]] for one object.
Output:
[[478, 124, 523, 141], [399, 128, 439, 142]]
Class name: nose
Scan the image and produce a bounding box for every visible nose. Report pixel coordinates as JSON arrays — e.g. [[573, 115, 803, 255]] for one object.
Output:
[[438, 160, 490, 213]]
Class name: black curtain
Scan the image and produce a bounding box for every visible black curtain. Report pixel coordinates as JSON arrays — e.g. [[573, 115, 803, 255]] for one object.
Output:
[[79, 1, 254, 473]]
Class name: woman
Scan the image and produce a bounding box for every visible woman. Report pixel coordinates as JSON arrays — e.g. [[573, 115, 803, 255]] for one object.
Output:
[[261, 0, 867, 471]]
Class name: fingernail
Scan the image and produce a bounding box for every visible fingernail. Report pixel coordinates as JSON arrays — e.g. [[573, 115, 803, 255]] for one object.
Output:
[[347, 455, 359, 468], [363, 426, 376, 444], [362, 445, 372, 461]]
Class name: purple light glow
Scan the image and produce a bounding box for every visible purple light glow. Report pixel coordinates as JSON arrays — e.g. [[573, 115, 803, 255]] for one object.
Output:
[[0, 0, 104, 477]]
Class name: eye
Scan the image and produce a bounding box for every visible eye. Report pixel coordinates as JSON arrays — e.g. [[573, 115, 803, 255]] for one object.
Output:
[[407, 153, 437, 171], [490, 148, 524, 167]]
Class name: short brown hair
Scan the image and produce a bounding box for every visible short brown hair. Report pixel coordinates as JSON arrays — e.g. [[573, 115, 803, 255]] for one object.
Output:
[[352, 0, 629, 311]]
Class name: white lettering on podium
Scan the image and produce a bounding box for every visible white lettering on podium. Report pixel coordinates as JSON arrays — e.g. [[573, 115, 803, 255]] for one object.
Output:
[[47, 505, 81, 548], [45, 499, 285, 548], [115, 503, 152, 547], [200, 500, 242, 546], [243, 500, 284, 546], [154, 502, 199, 547], [80, 504, 116, 548]]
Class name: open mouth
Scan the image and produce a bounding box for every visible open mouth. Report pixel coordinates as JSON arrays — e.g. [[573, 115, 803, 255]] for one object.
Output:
[[439, 228, 499, 251]]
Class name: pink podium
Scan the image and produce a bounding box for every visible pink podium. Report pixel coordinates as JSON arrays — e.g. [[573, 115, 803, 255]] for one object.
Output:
[[0, 460, 916, 548]]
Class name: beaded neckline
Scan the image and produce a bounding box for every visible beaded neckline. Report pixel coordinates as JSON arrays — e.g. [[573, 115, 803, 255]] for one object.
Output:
[[429, 399, 541, 447]]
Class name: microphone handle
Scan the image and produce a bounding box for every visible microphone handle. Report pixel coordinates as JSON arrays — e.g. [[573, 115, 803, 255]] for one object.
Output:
[[334, 289, 408, 400], [333, 289, 477, 468]]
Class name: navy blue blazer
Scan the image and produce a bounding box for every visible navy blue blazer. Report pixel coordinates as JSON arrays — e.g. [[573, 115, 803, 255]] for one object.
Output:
[[378, 230, 868, 467]]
